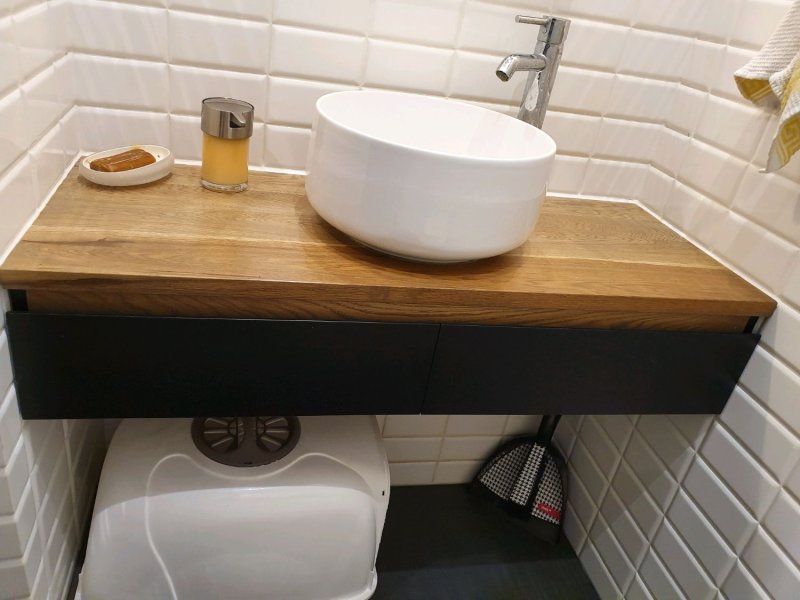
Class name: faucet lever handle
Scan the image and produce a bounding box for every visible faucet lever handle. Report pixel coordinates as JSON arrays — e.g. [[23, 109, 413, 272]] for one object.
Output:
[[515, 14, 570, 45], [515, 15, 549, 26]]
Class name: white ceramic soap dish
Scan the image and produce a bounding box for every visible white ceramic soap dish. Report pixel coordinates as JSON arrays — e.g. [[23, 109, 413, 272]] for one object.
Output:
[[79, 145, 173, 187]]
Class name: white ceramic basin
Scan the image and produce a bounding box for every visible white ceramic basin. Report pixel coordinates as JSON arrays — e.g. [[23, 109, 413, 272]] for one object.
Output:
[[305, 90, 556, 262]]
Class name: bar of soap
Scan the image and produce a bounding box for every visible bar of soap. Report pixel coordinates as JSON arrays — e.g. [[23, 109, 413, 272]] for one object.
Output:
[[90, 148, 156, 172]]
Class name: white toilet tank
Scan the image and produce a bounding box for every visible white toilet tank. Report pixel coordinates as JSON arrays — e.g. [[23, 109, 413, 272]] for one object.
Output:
[[80, 416, 390, 600]]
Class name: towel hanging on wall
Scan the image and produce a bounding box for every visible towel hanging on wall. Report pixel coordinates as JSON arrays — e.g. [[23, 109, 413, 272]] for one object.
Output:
[[734, 0, 800, 172]]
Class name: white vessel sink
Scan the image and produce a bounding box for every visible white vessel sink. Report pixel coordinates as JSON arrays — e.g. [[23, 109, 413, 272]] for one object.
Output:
[[305, 90, 556, 263]]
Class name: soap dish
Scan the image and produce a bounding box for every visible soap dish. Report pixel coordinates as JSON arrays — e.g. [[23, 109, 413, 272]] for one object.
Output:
[[79, 145, 174, 187]]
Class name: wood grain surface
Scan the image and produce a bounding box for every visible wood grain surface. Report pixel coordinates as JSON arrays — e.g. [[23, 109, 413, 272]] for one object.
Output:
[[0, 165, 776, 330]]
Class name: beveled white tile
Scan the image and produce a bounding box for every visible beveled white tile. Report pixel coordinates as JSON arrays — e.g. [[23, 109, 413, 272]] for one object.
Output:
[[170, 65, 267, 121], [743, 527, 800, 600], [0, 481, 35, 559], [683, 457, 757, 553], [547, 155, 588, 196], [69, 0, 167, 60], [432, 460, 481, 484], [712, 213, 795, 294], [444, 415, 507, 436], [0, 386, 22, 468], [28, 123, 68, 202], [667, 490, 736, 585], [654, 521, 715, 600], [0, 155, 37, 255], [370, 0, 462, 48], [383, 415, 448, 437], [636, 416, 695, 481], [263, 124, 310, 170], [169, 0, 271, 21], [0, 330, 12, 402], [579, 417, 619, 475], [78, 107, 169, 152], [72, 55, 168, 112], [714, 46, 755, 101], [640, 166, 674, 216], [582, 158, 646, 200], [0, 16, 18, 96], [696, 96, 769, 161], [0, 90, 30, 174], [639, 548, 687, 600], [0, 435, 29, 515], [271, 25, 365, 84], [678, 138, 747, 206], [458, 1, 538, 55], [620, 29, 691, 80], [682, 40, 727, 92], [760, 304, 800, 373], [626, 575, 655, 600], [722, 560, 770, 600], [600, 489, 648, 567], [734, 168, 800, 246], [541, 111, 599, 156], [439, 436, 500, 461], [593, 117, 658, 161], [762, 491, 800, 567], [563, 503, 588, 554], [666, 415, 713, 450], [273, 0, 369, 34], [700, 423, 780, 519], [169, 10, 270, 72], [570, 439, 609, 500], [503, 415, 542, 436], [611, 460, 663, 539], [383, 436, 441, 463], [608, 75, 675, 123], [364, 40, 452, 94], [267, 77, 353, 127], [549, 67, 615, 114], [721, 385, 800, 481], [561, 19, 628, 71], [623, 432, 678, 511], [568, 466, 599, 531], [667, 86, 707, 136], [554, 0, 636, 25], [12, 2, 59, 82], [388, 461, 436, 485], [731, 0, 788, 49], [579, 541, 622, 600], [590, 514, 635, 591]]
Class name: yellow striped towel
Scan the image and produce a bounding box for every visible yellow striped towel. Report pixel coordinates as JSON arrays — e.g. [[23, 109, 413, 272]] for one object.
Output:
[[734, 0, 800, 172]]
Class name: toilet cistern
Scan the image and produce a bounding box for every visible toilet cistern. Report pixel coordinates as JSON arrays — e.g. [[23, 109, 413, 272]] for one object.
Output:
[[496, 15, 571, 129]]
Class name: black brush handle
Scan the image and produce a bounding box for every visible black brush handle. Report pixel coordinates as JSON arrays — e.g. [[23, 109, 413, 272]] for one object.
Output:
[[537, 415, 561, 442]]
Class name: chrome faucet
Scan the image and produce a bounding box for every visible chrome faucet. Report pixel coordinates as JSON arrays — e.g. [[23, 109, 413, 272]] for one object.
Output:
[[496, 15, 570, 129]]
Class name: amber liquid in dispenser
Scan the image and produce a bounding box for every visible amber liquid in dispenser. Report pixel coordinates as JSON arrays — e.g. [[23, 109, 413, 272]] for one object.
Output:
[[201, 134, 249, 189], [200, 97, 254, 192]]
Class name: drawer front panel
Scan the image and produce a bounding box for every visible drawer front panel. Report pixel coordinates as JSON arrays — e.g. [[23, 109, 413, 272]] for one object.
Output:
[[424, 325, 759, 415], [7, 313, 439, 418]]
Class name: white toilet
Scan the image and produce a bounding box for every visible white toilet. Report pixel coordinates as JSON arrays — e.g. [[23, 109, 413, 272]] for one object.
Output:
[[79, 415, 390, 600]]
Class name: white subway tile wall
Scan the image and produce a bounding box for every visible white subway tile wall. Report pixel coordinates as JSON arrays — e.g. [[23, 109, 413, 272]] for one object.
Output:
[[0, 2, 107, 599], [0, 0, 798, 599]]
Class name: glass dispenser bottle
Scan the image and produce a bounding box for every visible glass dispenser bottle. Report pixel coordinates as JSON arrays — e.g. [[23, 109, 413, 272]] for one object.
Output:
[[200, 97, 254, 192]]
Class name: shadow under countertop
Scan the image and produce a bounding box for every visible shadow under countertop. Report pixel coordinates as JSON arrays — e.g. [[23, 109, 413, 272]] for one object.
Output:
[[374, 484, 600, 600]]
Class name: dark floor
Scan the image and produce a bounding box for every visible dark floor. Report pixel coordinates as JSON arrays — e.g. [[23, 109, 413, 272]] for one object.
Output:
[[374, 485, 600, 600]]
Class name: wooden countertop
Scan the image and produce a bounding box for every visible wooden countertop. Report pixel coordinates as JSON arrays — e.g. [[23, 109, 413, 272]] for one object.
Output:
[[0, 165, 775, 331]]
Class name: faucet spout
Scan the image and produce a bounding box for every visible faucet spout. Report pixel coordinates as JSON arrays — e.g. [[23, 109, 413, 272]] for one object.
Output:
[[495, 54, 546, 82]]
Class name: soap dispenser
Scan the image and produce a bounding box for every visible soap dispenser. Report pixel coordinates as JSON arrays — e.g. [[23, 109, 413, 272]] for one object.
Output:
[[200, 97, 254, 192]]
